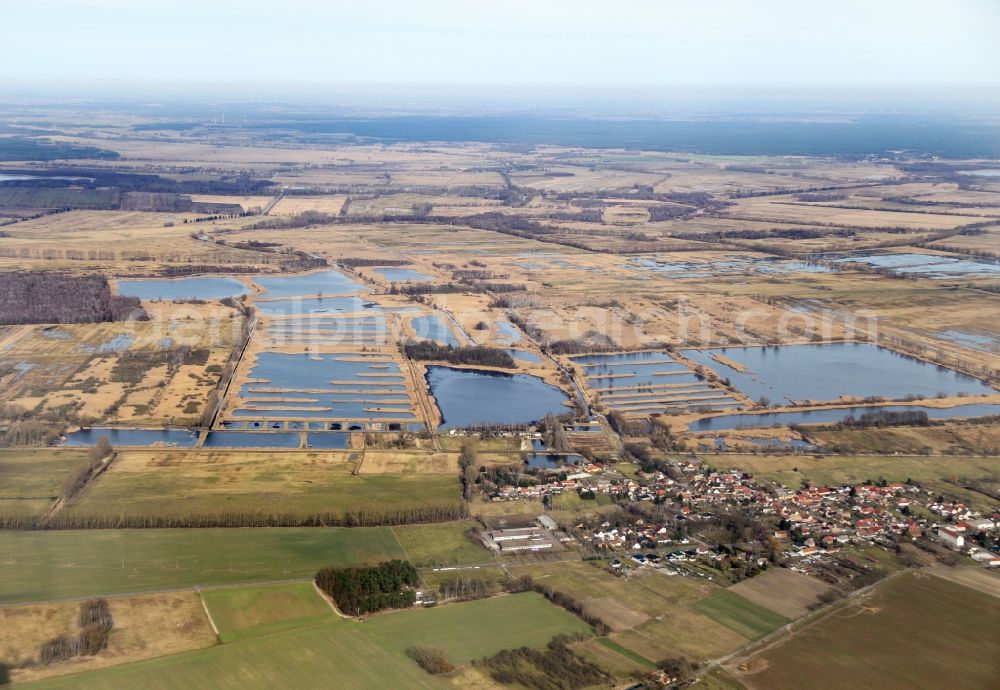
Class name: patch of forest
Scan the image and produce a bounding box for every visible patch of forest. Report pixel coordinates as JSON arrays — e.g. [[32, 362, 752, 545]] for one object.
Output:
[[0, 272, 146, 325], [315, 560, 418, 615], [405, 341, 515, 368]]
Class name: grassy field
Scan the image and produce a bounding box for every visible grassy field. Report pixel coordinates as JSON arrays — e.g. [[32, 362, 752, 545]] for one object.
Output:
[[61, 449, 462, 524], [202, 582, 332, 642], [22, 617, 441, 690], [692, 590, 789, 641], [3, 591, 216, 685], [360, 592, 592, 664], [391, 520, 492, 566], [21, 592, 591, 689], [738, 572, 1000, 690], [0, 527, 404, 604], [0, 449, 86, 520]]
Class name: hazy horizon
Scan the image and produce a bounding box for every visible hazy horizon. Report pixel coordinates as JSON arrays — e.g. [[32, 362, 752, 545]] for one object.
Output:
[[3, 0, 999, 106]]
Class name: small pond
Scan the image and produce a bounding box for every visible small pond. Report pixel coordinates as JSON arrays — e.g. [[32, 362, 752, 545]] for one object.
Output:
[[370, 267, 435, 283]]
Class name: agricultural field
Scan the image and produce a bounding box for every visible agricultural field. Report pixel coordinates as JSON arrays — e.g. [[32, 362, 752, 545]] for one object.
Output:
[[57, 449, 463, 526], [391, 520, 492, 566], [731, 572, 1000, 690], [1, 591, 216, 685], [690, 590, 789, 641], [0, 449, 87, 522], [0, 527, 405, 604], [201, 582, 332, 641], [727, 568, 831, 619], [360, 592, 592, 663]]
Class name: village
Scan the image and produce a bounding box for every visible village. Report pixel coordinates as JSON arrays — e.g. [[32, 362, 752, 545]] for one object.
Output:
[[476, 431, 1000, 579]]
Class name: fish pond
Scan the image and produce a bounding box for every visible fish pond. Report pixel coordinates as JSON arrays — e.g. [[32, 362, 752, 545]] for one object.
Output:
[[254, 270, 366, 298], [61, 428, 199, 447], [231, 352, 416, 421], [116, 277, 248, 301], [691, 403, 1000, 431], [682, 343, 995, 404], [411, 315, 460, 346], [370, 267, 435, 283], [426, 366, 570, 429]]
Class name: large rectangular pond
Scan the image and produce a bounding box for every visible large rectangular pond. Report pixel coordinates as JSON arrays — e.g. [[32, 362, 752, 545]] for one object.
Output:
[[254, 270, 366, 298], [682, 343, 995, 404], [117, 277, 248, 301], [255, 296, 382, 316], [426, 366, 570, 429], [574, 351, 740, 412], [201, 431, 302, 448], [61, 428, 199, 447], [232, 352, 416, 421], [691, 403, 1000, 431], [370, 267, 435, 283]]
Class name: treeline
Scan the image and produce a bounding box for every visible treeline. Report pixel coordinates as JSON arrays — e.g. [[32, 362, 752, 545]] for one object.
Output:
[[315, 560, 418, 615], [475, 634, 611, 690], [389, 282, 465, 295], [836, 409, 931, 429], [0, 138, 119, 161], [245, 211, 340, 229], [338, 258, 410, 268], [405, 341, 515, 368], [40, 599, 113, 664], [8, 502, 467, 530], [0, 272, 146, 325]]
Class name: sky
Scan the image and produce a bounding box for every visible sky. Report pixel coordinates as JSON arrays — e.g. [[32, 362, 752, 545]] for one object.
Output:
[[2, 0, 999, 104]]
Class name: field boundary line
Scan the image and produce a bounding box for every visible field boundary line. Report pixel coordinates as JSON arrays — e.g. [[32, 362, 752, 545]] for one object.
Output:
[[195, 586, 221, 638]]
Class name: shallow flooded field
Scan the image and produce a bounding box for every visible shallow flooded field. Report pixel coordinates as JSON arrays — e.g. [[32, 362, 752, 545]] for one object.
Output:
[[411, 315, 460, 346], [682, 342, 995, 404], [832, 252, 1000, 278]]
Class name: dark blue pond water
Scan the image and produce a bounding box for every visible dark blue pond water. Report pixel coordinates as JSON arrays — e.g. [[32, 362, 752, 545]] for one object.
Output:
[[201, 431, 302, 448], [682, 343, 995, 403], [371, 267, 435, 283], [117, 277, 248, 301], [527, 453, 585, 469], [232, 352, 416, 421], [411, 315, 460, 346], [305, 433, 351, 449], [691, 403, 1000, 431], [255, 270, 366, 297], [426, 366, 570, 429], [61, 428, 199, 447]]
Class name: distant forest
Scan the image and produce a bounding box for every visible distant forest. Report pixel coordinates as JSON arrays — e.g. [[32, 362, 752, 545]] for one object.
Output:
[[0, 272, 146, 325], [0, 137, 119, 161]]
